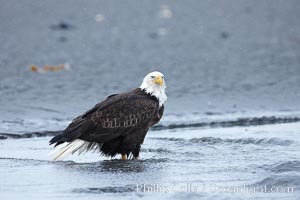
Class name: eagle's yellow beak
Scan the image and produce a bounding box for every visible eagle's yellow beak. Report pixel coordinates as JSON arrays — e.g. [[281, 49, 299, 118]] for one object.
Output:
[[154, 76, 163, 85]]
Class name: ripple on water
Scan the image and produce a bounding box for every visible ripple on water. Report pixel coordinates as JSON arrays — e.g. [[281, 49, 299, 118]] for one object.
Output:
[[250, 174, 300, 191], [72, 185, 136, 194], [153, 116, 300, 131], [60, 158, 170, 174], [151, 137, 294, 146], [261, 161, 300, 173], [141, 148, 175, 154]]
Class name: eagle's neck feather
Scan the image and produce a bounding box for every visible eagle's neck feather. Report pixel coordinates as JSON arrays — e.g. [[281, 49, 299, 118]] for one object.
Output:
[[139, 84, 167, 107]]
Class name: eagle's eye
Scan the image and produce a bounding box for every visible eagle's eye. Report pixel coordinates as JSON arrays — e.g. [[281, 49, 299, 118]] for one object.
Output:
[[151, 76, 155, 79], [162, 76, 164, 79]]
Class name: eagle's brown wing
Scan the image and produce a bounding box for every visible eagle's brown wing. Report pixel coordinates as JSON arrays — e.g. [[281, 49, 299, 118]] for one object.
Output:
[[49, 90, 161, 146]]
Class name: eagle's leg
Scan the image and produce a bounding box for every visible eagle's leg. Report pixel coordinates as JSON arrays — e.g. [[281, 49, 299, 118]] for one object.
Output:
[[121, 154, 127, 160], [132, 144, 141, 160]]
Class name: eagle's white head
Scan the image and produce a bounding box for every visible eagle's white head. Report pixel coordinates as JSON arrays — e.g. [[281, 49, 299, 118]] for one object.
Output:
[[139, 71, 167, 107]]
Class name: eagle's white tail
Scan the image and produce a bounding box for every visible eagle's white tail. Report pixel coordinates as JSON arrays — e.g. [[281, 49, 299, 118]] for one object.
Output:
[[48, 139, 89, 161]]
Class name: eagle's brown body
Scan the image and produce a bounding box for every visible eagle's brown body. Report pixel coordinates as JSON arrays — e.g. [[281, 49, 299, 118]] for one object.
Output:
[[49, 88, 164, 158]]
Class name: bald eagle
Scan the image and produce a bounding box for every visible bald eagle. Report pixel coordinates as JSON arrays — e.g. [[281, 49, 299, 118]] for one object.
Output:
[[49, 71, 167, 160]]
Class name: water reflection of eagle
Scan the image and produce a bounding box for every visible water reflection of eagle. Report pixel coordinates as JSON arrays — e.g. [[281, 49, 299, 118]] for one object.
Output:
[[49, 71, 167, 160]]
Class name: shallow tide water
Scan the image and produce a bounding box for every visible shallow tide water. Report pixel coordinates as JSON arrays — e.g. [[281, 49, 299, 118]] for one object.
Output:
[[1, 113, 300, 199]]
